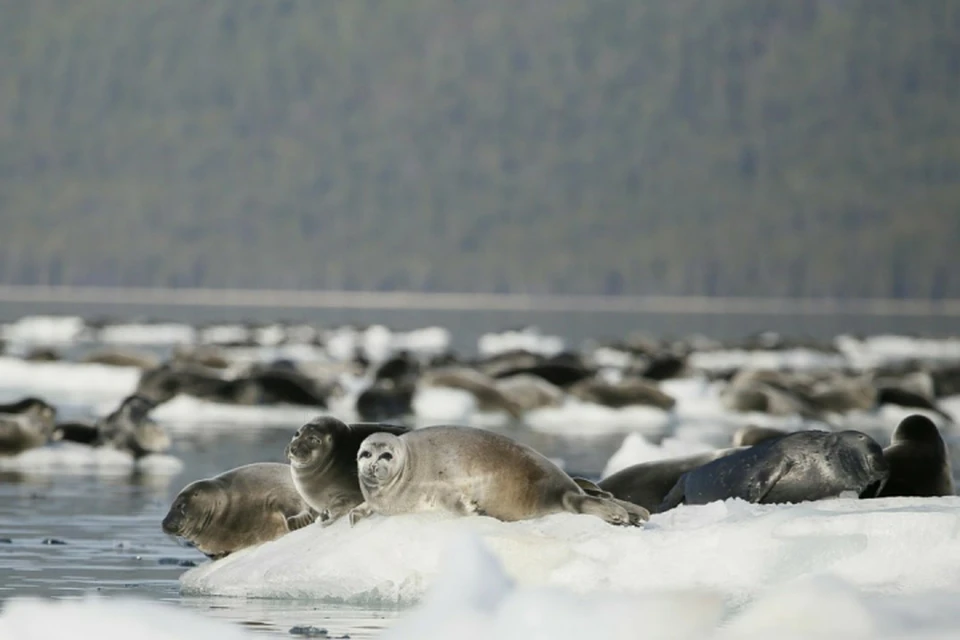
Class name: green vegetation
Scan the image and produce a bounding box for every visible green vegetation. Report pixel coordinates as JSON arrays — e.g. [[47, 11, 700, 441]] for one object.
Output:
[[1, 0, 958, 297]]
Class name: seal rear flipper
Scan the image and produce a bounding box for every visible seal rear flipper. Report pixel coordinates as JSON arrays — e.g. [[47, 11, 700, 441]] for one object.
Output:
[[657, 478, 687, 512], [561, 491, 640, 527], [286, 510, 316, 531], [571, 476, 614, 499]]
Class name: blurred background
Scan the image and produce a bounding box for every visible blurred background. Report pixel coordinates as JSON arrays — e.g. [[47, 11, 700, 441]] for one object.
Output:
[[2, 0, 957, 300]]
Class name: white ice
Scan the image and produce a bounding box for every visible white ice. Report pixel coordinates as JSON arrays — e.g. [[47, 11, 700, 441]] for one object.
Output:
[[836, 334, 960, 369], [688, 348, 848, 373], [0, 315, 87, 346], [0, 442, 183, 476], [180, 497, 960, 612], [0, 357, 141, 402], [477, 326, 565, 358], [118, 395, 325, 428], [602, 432, 717, 477], [97, 322, 197, 346], [0, 596, 252, 640]]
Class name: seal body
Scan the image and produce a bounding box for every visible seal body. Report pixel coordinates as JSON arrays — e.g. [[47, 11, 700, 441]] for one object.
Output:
[[98, 394, 171, 458], [161, 462, 312, 559], [350, 425, 649, 526], [0, 397, 57, 456], [598, 448, 744, 513], [285, 417, 410, 526], [731, 425, 790, 447], [877, 414, 955, 497], [659, 430, 889, 511]]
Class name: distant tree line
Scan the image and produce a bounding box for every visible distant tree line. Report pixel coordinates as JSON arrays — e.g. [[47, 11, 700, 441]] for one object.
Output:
[[0, 0, 958, 297]]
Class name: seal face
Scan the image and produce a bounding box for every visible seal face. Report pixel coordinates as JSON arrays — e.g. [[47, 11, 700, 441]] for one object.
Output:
[[658, 430, 889, 511], [161, 462, 312, 559], [284, 416, 410, 526], [349, 425, 649, 527], [0, 397, 57, 456], [876, 414, 955, 497]]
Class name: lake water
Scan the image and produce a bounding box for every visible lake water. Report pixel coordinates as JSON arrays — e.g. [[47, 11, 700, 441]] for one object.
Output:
[[0, 300, 957, 637]]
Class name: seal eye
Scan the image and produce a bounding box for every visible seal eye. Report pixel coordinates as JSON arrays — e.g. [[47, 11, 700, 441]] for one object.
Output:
[[359, 450, 372, 459], [379, 452, 393, 462]]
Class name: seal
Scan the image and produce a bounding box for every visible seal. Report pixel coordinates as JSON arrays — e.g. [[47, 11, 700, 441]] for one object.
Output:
[[876, 414, 955, 497], [494, 374, 565, 411], [0, 397, 58, 456], [568, 377, 676, 410], [421, 367, 525, 418], [658, 430, 889, 511], [348, 425, 649, 527], [162, 462, 314, 559], [98, 394, 171, 459], [285, 416, 411, 527], [597, 448, 745, 513]]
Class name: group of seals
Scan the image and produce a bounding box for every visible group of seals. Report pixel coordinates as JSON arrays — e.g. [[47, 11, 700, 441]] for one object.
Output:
[[0, 393, 170, 460], [163, 417, 651, 559], [599, 414, 954, 514], [162, 404, 953, 562]]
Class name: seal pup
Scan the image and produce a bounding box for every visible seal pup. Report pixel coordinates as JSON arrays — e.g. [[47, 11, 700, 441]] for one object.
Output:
[[162, 462, 314, 559], [876, 414, 955, 497], [658, 430, 889, 511], [285, 417, 410, 527], [0, 397, 58, 456], [349, 426, 649, 527], [597, 448, 745, 513]]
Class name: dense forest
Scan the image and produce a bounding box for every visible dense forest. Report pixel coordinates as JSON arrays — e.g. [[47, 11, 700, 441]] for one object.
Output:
[[1, 0, 958, 297]]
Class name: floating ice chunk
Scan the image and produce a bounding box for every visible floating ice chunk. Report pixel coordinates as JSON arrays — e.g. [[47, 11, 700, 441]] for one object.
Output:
[[98, 323, 196, 345], [689, 349, 847, 373], [0, 442, 182, 476], [0, 315, 86, 346], [478, 327, 565, 358], [383, 533, 724, 640], [836, 334, 960, 369], [413, 386, 477, 423], [0, 357, 140, 399], [0, 595, 253, 640], [602, 433, 717, 477], [116, 395, 323, 428], [197, 324, 251, 345], [180, 498, 960, 608], [524, 399, 671, 436]]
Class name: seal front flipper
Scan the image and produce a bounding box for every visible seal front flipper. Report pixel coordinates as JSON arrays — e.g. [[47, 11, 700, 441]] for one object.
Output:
[[744, 459, 793, 503], [320, 497, 357, 527], [286, 510, 316, 531], [572, 477, 614, 499], [348, 502, 374, 527]]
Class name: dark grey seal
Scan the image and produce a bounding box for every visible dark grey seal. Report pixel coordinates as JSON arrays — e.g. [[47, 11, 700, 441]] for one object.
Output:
[[597, 448, 745, 513], [659, 430, 889, 511], [876, 414, 955, 498], [0, 397, 58, 456], [285, 416, 411, 527]]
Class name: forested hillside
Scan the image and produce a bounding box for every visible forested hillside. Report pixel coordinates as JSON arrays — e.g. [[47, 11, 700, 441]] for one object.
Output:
[[1, 0, 959, 297]]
